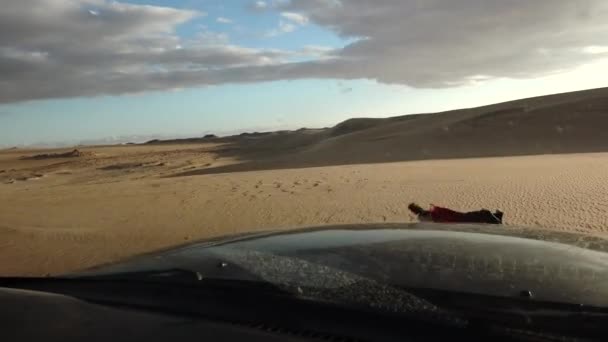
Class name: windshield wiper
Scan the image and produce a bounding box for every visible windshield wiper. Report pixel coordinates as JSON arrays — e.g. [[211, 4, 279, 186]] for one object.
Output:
[[73, 268, 205, 282], [0, 268, 294, 302]]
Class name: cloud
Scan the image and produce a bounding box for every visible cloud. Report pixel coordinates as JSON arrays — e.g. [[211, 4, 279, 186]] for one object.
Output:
[[283, 0, 608, 87], [280, 12, 309, 25], [583, 46, 608, 54], [253, 1, 267, 10], [2, 0, 608, 104], [249, 0, 289, 11], [265, 11, 308, 37], [195, 30, 230, 45], [216, 17, 233, 24], [265, 20, 297, 37], [298, 45, 336, 59], [0, 0, 288, 103]]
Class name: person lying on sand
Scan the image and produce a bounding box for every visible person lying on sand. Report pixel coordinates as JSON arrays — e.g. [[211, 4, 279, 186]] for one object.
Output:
[[409, 203, 503, 225]]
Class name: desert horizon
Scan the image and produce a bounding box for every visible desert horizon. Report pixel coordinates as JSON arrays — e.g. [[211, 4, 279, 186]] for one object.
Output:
[[2, 86, 608, 276]]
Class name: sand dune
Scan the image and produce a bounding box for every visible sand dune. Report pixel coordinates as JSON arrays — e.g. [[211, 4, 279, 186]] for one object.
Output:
[[162, 86, 608, 176], [2, 87, 608, 276]]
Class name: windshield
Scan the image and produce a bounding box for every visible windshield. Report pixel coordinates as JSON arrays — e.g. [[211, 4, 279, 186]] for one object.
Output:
[[1, 0, 608, 308]]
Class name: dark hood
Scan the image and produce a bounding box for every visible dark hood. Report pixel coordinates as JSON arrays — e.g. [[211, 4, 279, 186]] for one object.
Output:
[[73, 223, 608, 307]]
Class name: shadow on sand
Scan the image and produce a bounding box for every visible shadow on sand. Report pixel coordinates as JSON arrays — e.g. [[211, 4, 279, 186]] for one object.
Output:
[[164, 137, 608, 178]]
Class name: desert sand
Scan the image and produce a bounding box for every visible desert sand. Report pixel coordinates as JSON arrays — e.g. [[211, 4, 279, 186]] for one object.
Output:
[[2, 87, 608, 276]]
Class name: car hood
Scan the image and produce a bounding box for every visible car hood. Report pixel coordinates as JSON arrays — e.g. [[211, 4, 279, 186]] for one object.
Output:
[[74, 223, 608, 307]]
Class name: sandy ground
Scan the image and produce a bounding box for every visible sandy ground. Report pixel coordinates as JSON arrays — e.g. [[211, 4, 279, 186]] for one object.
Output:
[[2, 142, 608, 276], [3, 87, 608, 276]]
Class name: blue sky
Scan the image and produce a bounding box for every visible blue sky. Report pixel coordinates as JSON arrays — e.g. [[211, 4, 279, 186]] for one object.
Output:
[[1, 0, 608, 147]]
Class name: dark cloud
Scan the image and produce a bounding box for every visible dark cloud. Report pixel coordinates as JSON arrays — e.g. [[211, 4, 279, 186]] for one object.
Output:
[[286, 0, 608, 86], [1, 0, 608, 103], [0, 0, 292, 103]]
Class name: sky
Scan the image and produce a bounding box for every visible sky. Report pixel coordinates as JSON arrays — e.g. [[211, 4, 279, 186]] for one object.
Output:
[[1, 0, 608, 147]]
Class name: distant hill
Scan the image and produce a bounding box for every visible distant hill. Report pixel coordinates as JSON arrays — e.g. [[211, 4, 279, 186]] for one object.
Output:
[[159, 86, 608, 173], [300, 86, 608, 164]]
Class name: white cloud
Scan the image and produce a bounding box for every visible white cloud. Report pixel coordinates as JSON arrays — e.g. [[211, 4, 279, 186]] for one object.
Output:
[[216, 17, 233, 24], [195, 30, 230, 45], [265, 20, 297, 37], [253, 1, 267, 9], [280, 12, 309, 25], [301, 45, 333, 55], [265, 11, 308, 37], [281, 22, 296, 33], [583, 46, 608, 54], [2, 0, 608, 104], [249, 0, 290, 11]]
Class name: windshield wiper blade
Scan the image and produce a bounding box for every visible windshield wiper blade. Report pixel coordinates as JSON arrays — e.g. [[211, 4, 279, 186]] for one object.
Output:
[[0, 269, 296, 307], [73, 268, 204, 282]]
